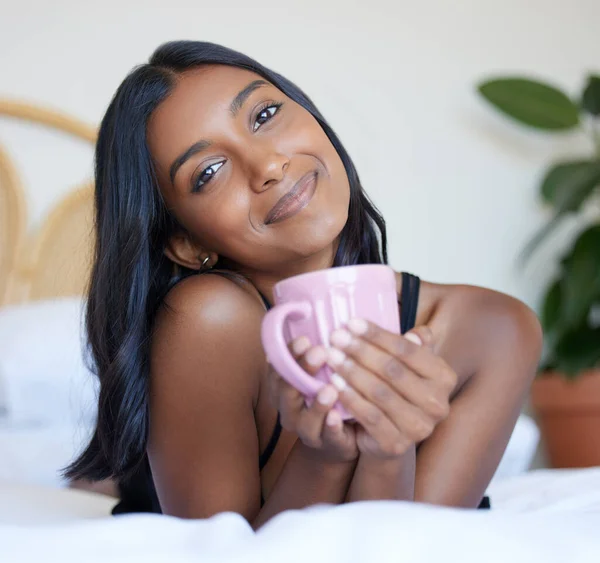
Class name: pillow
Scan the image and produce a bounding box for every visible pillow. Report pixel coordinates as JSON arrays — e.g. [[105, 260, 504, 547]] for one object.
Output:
[[0, 297, 98, 427], [0, 422, 95, 488], [0, 480, 116, 524]]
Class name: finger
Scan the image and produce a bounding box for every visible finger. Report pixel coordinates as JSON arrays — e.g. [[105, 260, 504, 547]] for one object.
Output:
[[276, 338, 329, 431], [324, 408, 344, 433], [342, 320, 456, 392], [327, 333, 450, 421], [321, 409, 357, 455], [329, 356, 437, 444], [292, 339, 329, 377], [278, 336, 327, 404], [333, 380, 405, 456], [355, 425, 411, 458], [295, 385, 339, 448], [289, 335, 311, 359], [345, 318, 426, 359], [405, 326, 434, 350], [266, 336, 310, 409]]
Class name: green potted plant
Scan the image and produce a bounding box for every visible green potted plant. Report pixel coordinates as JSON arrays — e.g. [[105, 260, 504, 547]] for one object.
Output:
[[477, 74, 600, 468]]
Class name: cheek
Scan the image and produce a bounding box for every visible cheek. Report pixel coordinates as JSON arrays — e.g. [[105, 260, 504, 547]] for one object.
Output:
[[278, 111, 327, 154], [175, 193, 252, 253], [292, 117, 349, 195]]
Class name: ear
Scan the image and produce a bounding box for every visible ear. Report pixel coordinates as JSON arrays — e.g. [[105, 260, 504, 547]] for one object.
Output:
[[164, 231, 218, 270]]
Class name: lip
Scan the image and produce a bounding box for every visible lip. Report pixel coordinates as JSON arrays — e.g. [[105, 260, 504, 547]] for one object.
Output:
[[265, 171, 318, 225]]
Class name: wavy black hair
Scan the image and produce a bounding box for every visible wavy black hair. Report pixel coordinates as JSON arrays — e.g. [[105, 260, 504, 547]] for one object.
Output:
[[65, 40, 388, 482]]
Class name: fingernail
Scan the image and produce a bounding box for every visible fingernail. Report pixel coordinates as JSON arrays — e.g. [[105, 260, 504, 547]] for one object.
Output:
[[306, 346, 326, 367], [347, 318, 368, 335], [405, 333, 422, 346], [328, 347, 346, 366], [292, 336, 311, 355], [326, 410, 342, 427], [330, 373, 347, 391], [330, 329, 352, 348], [317, 386, 338, 405]]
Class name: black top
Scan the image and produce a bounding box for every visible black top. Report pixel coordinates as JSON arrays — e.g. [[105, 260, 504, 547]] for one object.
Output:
[[111, 271, 488, 514]]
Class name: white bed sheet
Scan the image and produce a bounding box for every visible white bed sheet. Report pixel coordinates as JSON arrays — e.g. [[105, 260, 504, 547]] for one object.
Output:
[[1, 500, 599, 563], [487, 467, 600, 513], [1, 468, 600, 563]]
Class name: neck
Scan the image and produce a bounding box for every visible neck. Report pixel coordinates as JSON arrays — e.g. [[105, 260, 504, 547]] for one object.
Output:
[[231, 240, 340, 305]]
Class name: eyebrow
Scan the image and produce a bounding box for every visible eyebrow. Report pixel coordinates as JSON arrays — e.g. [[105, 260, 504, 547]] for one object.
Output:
[[229, 79, 268, 117], [169, 79, 269, 184]]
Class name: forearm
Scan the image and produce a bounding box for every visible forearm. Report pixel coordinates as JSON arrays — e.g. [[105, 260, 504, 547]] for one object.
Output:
[[346, 446, 416, 503], [252, 440, 357, 529]]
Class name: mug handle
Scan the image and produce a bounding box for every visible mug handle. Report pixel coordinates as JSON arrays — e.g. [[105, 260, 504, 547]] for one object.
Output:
[[261, 301, 325, 397]]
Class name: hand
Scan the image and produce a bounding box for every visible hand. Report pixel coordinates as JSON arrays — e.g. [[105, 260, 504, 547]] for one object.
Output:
[[325, 320, 457, 460], [267, 336, 358, 463]]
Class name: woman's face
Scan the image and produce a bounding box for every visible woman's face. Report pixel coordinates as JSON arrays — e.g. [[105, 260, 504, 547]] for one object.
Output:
[[147, 65, 350, 276]]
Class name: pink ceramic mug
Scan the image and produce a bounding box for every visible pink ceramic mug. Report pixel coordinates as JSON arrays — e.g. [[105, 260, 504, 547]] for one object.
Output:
[[261, 264, 400, 420]]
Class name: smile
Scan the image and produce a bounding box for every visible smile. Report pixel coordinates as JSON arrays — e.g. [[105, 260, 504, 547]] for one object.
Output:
[[265, 171, 318, 225]]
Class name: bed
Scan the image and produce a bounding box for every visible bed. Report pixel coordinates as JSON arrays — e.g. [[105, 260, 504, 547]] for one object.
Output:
[[1, 99, 599, 562]]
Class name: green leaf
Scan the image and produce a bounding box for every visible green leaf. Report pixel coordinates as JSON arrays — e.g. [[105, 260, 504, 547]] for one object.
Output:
[[540, 160, 600, 209], [520, 213, 564, 263], [478, 78, 580, 130], [582, 75, 600, 116], [561, 225, 600, 326], [520, 161, 600, 261], [553, 324, 600, 377], [541, 279, 563, 334]]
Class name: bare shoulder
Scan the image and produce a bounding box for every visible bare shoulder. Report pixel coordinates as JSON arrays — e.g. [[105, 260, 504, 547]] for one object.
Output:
[[419, 279, 541, 329], [158, 272, 266, 333], [414, 277, 542, 380], [152, 272, 268, 406], [148, 273, 268, 517]]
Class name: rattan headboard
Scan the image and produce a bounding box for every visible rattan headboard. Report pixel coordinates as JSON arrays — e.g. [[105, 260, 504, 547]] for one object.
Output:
[[0, 100, 96, 306]]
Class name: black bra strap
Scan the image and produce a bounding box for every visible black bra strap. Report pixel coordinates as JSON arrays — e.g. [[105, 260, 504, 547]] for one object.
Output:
[[203, 270, 272, 311], [257, 290, 271, 311], [400, 272, 420, 334], [259, 412, 282, 471]]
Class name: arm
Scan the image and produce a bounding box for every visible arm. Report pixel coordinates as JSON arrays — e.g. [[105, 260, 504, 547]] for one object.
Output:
[[343, 291, 542, 506], [253, 440, 355, 529], [346, 447, 415, 502], [336, 323, 440, 503], [147, 274, 354, 528], [413, 292, 542, 507]]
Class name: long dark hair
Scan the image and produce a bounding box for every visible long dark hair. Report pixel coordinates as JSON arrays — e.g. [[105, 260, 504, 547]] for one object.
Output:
[[65, 40, 388, 482]]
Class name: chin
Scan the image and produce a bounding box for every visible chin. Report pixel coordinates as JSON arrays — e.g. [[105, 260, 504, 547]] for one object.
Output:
[[291, 212, 347, 258]]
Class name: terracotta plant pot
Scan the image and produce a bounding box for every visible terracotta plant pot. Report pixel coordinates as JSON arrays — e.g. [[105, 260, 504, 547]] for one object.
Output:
[[530, 370, 600, 468]]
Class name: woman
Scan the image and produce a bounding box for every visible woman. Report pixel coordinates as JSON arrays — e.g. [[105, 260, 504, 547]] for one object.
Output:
[[66, 40, 542, 528]]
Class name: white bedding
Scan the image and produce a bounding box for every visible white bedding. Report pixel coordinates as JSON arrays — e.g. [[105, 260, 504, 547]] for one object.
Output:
[[2, 298, 597, 562], [1, 468, 600, 563], [0, 423, 94, 488], [0, 298, 97, 427], [486, 467, 600, 513]]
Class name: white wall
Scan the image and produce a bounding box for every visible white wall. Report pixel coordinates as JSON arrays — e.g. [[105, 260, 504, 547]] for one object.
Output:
[[1, 0, 598, 310]]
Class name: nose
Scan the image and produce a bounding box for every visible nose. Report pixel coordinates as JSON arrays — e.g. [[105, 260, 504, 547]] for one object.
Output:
[[247, 144, 290, 194]]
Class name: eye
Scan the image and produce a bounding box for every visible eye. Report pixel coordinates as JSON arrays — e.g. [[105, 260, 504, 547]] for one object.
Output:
[[253, 102, 283, 132], [192, 161, 225, 193]]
